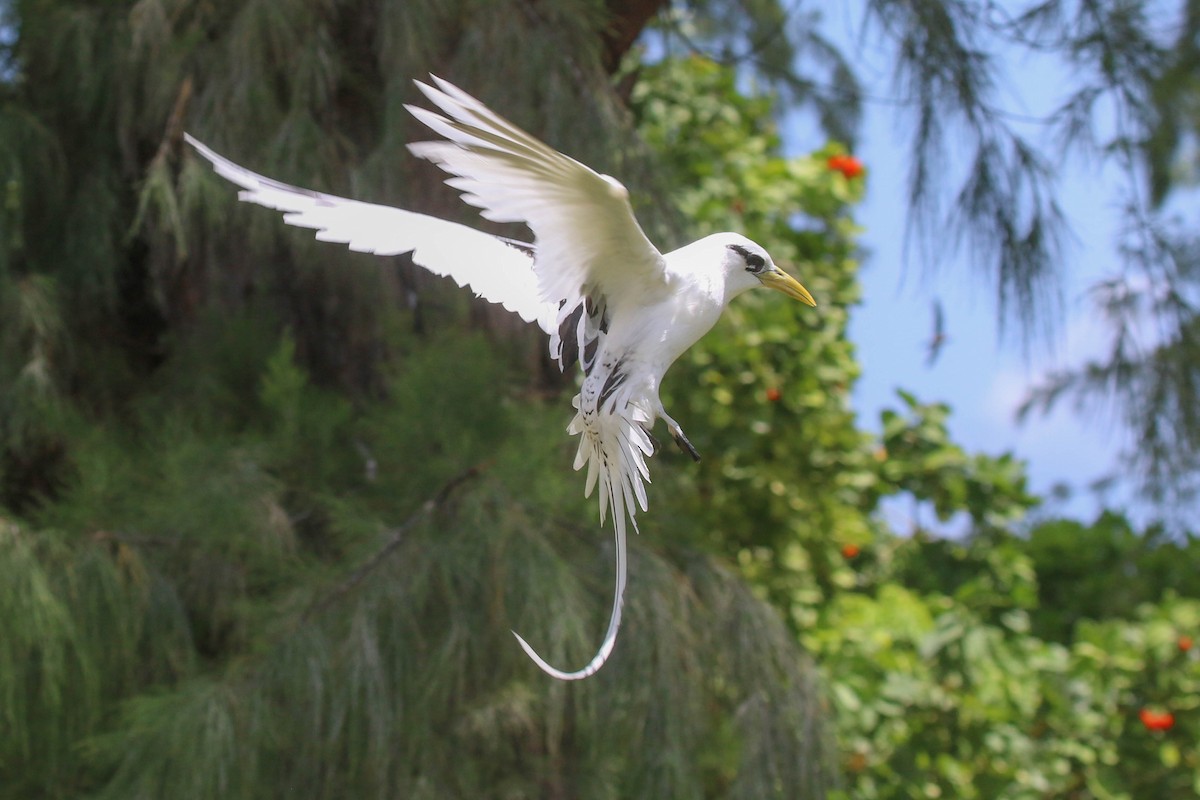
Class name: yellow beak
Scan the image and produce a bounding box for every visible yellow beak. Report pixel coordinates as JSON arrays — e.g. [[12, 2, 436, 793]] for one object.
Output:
[[760, 268, 816, 307]]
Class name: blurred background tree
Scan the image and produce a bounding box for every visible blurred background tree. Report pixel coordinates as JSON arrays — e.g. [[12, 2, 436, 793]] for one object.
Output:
[[1, 0, 1199, 798]]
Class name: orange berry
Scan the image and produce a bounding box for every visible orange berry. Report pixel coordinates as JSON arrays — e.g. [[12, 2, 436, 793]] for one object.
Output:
[[1139, 708, 1175, 731], [828, 154, 865, 179]]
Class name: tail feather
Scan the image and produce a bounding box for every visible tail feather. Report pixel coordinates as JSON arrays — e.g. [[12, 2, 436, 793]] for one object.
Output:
[[512, 510, 627, 681], [512, 391, 651, 679]]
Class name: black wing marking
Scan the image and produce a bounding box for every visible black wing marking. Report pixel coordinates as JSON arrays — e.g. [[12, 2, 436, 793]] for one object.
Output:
[[550, 291, 610, 374]]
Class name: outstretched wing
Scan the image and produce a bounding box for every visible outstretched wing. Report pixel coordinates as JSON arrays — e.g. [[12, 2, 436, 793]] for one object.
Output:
[[405, 75, 669, 317], [184, 134, 556, 332]]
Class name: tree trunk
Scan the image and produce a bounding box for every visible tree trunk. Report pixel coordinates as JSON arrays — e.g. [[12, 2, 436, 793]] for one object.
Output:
[[603, 0, 668, 72]]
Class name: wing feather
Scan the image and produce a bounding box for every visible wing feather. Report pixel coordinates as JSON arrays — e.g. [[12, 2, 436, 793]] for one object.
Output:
[[405, 76, 668, 312], [184, 134, 556, 332]]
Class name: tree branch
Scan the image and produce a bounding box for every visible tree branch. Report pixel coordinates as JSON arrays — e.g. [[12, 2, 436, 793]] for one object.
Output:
[[602, 0, 668, 72], [302, 462, 488, 620]]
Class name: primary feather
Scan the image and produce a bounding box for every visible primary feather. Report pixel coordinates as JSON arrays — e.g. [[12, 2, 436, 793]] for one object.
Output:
[[183, 134, 555, 331]]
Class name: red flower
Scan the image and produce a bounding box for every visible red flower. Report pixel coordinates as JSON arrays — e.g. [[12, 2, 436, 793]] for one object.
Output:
[[765, 387, 782, 402], [828, 154, 865, 179], [1179, 635, 1193, 652], [1139, 708, 1175, 732], [841, 543, 861, 559]]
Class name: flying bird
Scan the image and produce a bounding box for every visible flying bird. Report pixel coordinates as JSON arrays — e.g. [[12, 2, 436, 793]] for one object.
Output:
[[925, 298, 949, 367], [186, 76, 815, 680]]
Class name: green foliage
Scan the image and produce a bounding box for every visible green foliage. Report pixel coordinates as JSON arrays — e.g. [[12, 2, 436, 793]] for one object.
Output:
[[3, 2, 1199, 798], [0, 322, 835, 798], [81, 507, 834, 800], [1132, 0, 1200, 206], [876, 390, 1037, 528], [628, 64, 1200, 799], [631, 56, 1037, 632], [814, 528, 1200, 800], [624, 66, 1179, 800], [631, 56, 872, 609], [1023, 512, 1200, 642], [0, 518, 192, 798], [0, 273, 72, 510], [798, 499, 1200, 797], [888, 534, 1040, 624]]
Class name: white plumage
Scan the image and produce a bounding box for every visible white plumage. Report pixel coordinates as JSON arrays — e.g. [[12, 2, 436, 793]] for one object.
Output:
[[186, 75, 815, 680]]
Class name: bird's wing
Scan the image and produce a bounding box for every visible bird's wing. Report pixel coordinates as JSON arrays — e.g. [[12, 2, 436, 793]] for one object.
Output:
[[404, 76, 669, 315], [184, 134, 557, 332]]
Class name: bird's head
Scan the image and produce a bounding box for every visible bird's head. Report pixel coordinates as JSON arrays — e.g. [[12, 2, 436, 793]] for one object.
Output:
[[716, 234, 816, 306]]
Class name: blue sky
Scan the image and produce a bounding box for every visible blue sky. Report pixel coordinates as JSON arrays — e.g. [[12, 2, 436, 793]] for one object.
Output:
[[847, 130, 1126, 523], [808, 4, 1136, 524]]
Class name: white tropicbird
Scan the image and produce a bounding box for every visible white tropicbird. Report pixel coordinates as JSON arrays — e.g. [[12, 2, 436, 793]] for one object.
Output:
[[186, 75, 815, 680]]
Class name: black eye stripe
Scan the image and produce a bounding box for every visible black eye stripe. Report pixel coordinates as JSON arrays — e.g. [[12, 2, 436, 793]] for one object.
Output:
[[727, 243, 766, 272]]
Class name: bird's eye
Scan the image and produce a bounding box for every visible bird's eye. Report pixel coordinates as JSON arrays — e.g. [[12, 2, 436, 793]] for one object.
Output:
[[728, 243, 767, 273]]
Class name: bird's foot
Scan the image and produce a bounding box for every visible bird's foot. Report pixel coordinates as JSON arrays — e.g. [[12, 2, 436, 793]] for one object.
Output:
[[671, 425, 702, 462]]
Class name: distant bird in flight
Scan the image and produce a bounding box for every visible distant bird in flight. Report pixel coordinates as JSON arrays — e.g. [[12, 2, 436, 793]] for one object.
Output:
[[925, 299, 949, 367], [187, 76, 815, 680]]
